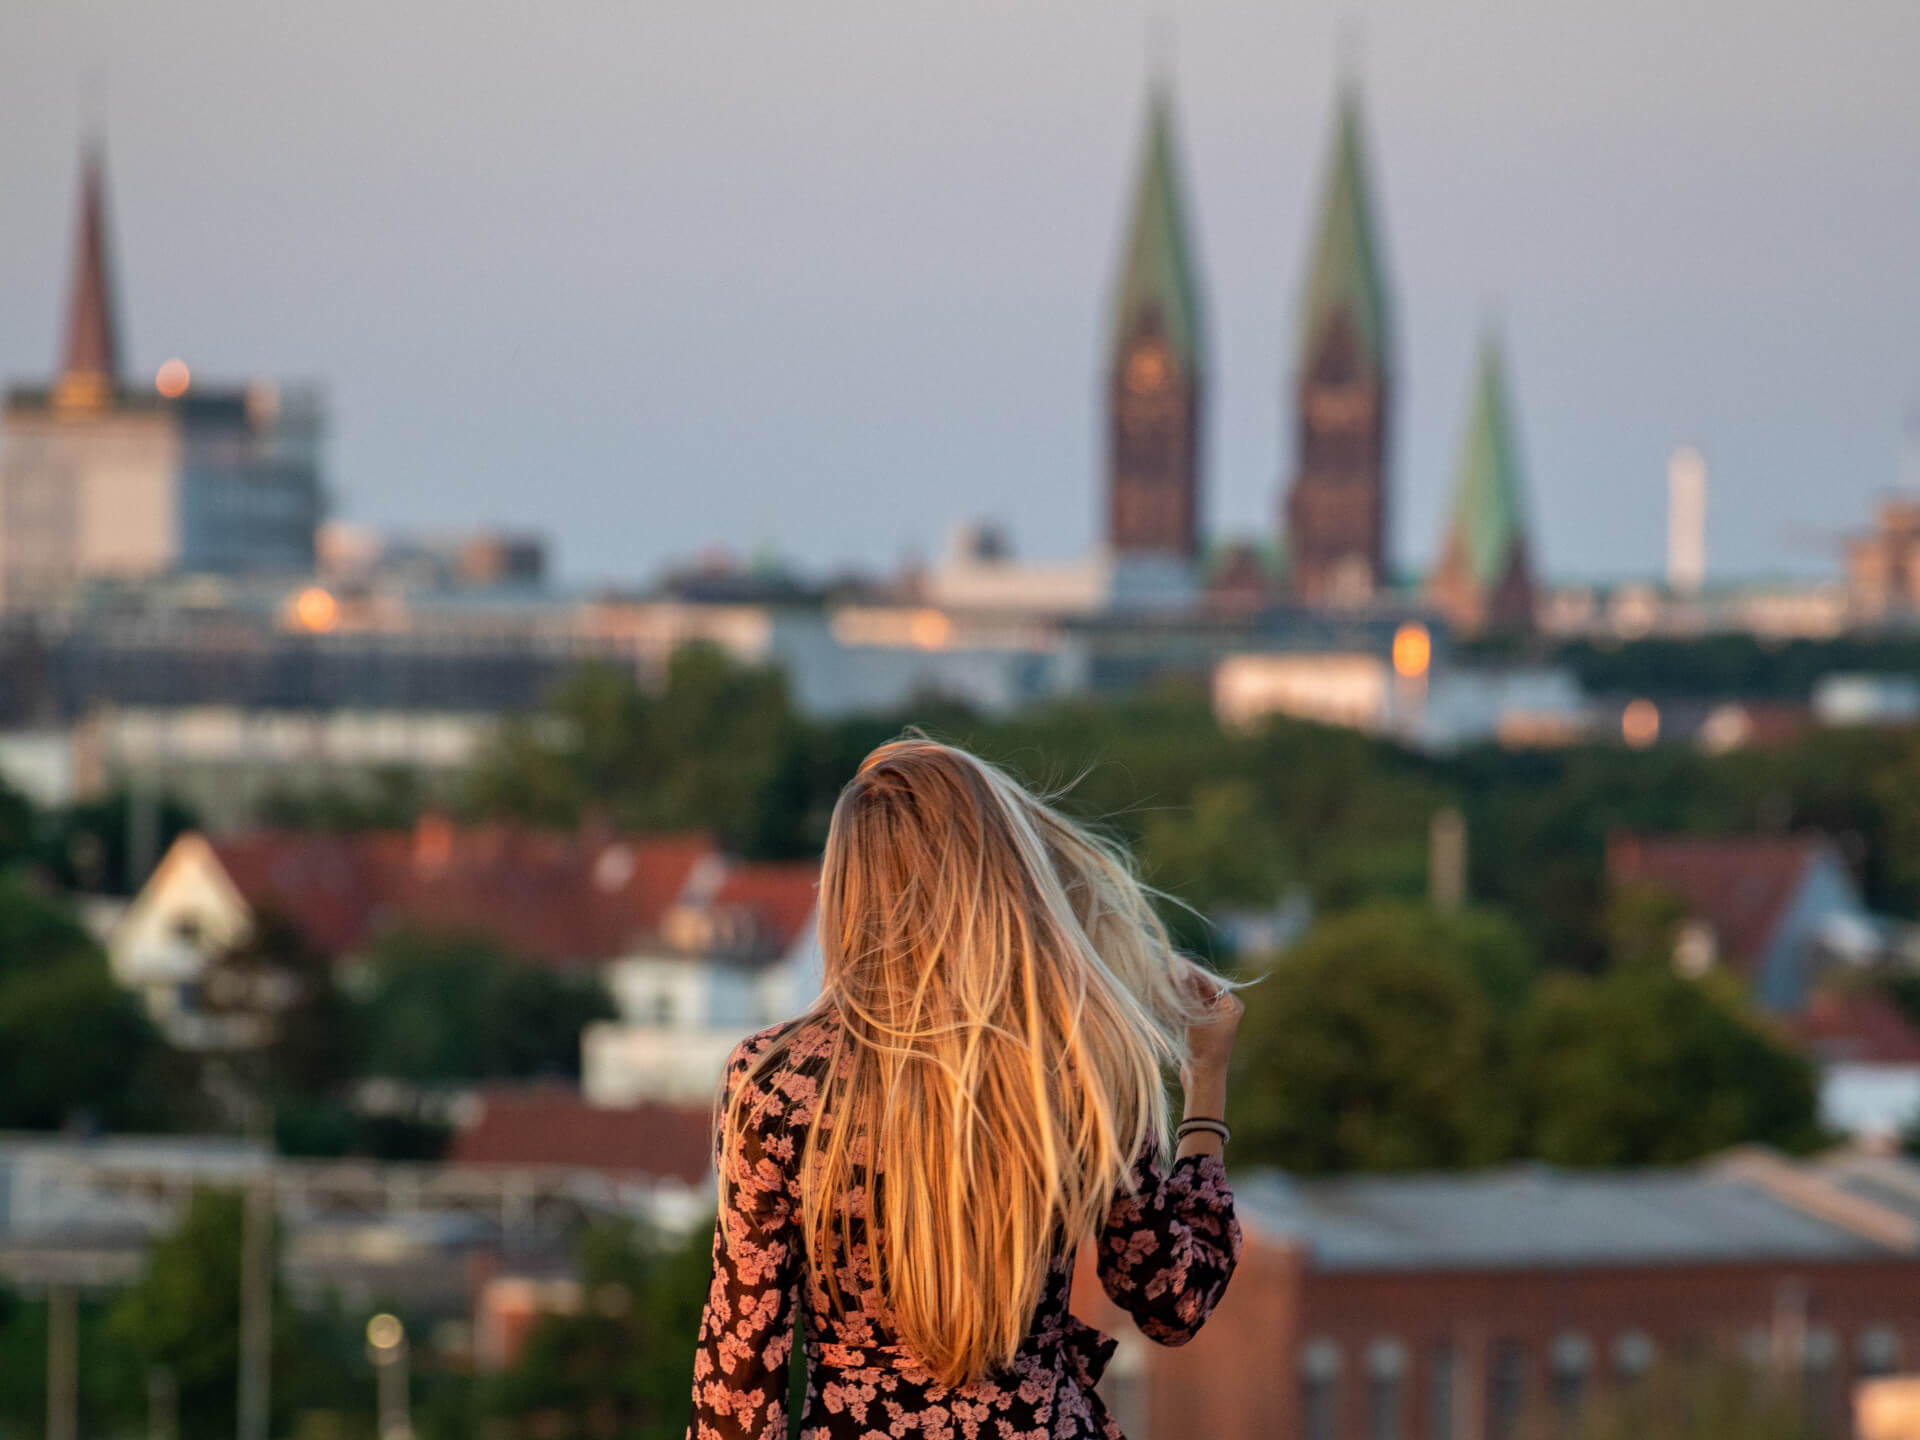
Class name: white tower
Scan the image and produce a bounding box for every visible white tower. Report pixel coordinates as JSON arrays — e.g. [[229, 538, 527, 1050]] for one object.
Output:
[[1666, 445, 1707, 596]]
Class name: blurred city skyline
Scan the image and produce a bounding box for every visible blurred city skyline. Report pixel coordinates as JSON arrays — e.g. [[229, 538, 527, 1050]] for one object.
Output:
[[2, 0, 1916, 586]]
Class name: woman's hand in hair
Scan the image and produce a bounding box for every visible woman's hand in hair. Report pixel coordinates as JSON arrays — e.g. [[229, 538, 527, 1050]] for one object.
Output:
[[1175, 963, 1241, 1161], [1178, 962, 1243, 1079]]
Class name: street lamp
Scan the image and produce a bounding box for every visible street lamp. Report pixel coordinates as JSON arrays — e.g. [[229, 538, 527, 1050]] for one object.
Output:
[[366, 1314, 413, 1440]]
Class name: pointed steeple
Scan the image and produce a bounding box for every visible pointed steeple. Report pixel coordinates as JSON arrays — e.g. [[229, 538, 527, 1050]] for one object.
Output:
[[1104, 77, 1207, 560], [56, 141, 122, 408], [1109, 81, 1204, 378], [1295, 84, 1390, 377], [1430, 333, 1536, 632]]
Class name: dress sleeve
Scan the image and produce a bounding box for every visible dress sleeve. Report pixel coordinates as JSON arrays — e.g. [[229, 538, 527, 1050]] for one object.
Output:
[[686, 1048, 800, 1440], [1094, 1144, 1242, 1347]]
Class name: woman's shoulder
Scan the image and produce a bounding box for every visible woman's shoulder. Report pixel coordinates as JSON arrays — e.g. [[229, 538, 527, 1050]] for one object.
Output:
[[722, 1010, 842, 1120]]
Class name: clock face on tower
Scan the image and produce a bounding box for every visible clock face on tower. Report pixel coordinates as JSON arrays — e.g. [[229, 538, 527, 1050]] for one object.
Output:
[[1124, 340, 1172, 396]]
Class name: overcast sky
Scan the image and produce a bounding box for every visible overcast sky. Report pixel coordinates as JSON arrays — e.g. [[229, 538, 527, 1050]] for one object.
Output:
[[2, 1, 1916, 586]]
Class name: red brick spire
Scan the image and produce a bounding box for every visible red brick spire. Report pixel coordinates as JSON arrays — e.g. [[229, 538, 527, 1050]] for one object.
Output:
[[58, 142, 121, 402]]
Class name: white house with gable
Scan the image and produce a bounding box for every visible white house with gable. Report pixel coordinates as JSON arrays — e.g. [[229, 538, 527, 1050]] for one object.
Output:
[[583, 860, 822, 1106]]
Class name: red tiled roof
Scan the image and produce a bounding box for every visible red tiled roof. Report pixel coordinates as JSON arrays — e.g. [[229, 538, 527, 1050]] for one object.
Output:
[[1606, 832, 1832, 977], [711, 860, 820, 957], [207, 824, 717, 969], [1788, 990, 1920, 1067], [445, 1083, 715, 1186]]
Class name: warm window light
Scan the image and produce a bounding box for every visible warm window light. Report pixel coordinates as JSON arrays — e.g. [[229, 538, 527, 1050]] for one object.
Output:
[[155, 358, 191, 398], [291, 586, 340, 633], [907, 609, 952, 649], [1391, 622, 1431, 679], [1622, 698, 1661, 749]]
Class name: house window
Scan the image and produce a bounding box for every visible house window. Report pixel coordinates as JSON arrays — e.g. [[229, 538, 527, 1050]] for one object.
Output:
[[1366, 1337, 1406, 1440], [651, 991, 676, 1027], [1488, 1341, 1526, 1440], [1299, 1339, 1341, 1440], [1612, 1330, 1656, 1384], [1549, 1333, 1591, 1434], [1428, 1342, 1456, 1440], [1858, 1326, 1902, 1378], [1802, 1327, 1839, 1425]]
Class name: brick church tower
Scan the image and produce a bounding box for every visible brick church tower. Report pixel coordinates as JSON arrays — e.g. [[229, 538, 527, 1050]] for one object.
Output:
[[1283, 85, 1394, 606], [1105, 82, 1206, 561]]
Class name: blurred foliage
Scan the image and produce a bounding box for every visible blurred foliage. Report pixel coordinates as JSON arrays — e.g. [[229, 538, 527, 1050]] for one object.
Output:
[[35, 786, 200, 896], [465, 648, 799, 853], [255, 766, 443, 833], [351, 928, 615, 1086], [481, 1218, 716, 1440], [1514, 970, 1822, 1166], [1227, 904, 1522, 1172], [0, 1286, 145, 1440], [108, 1188, 375, 1440], [1466, 630, 1920, 703], [0, 873, 173, 1131], [1227, 900, 1819, 1174], [1571, 1359, 1823, 1440]]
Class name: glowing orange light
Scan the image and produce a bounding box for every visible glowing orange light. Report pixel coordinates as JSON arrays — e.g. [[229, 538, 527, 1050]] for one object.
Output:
[[291, 586, 339, 633], [907, 609, 952, 650], [155, 359, 191, 398], [1391, 622, 1432, 679], [1622, 698, 1661, 749]]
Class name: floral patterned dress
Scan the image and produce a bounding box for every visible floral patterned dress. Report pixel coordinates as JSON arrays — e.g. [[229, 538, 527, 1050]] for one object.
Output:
[[686, 1017, 1242, 1440]]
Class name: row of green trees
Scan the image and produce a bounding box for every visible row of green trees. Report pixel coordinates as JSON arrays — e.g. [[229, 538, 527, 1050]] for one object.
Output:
[[429, 649, 1920, 969], [1229, 901, 1820, 1172], [0, 1189, 711, 1440]]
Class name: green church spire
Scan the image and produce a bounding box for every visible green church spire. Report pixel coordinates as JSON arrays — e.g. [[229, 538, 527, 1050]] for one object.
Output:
[[1295, 84, 1391, 377], [1109, 83, 1204, 376], [1446, 335, 1528, 586], [1430, 332, 1536, 632]]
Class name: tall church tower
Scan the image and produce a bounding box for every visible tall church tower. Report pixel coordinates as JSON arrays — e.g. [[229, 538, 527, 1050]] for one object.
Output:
[[1283, 85, 1393, 605], [1106, 82, 1205, 561]]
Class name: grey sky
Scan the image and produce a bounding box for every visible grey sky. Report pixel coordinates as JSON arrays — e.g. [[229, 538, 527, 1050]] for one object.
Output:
[[2, 0, 1916, 586]]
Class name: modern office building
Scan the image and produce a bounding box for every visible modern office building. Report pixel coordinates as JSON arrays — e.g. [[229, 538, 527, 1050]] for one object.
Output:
[[0, 143, 324, 612]]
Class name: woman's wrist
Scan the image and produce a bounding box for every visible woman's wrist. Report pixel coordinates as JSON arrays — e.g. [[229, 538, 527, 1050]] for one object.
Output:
[[1177, 1065, 1229, 1159]]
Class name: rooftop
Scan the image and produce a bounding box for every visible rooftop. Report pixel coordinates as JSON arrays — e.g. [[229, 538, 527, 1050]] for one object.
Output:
[[1605, 831, 1843, 973], [1232, 1160, 1901, 1271], [445, 1083, 714, 1186], [203, 823, 718, 967]]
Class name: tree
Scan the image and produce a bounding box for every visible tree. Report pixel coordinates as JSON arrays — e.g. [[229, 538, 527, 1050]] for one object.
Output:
[[108, 1189, 254, 1440], [107, 1189, 366, 1440], [35, 787, 199, 895], [484, 1219, 715, 1440], [0, 875, 170, 1130], [1514, 970, 1821, 1166], [465, 650, 802, 852], [0, 776, 32, 870], [1604, 882, 1692, 975], [1138, 779, 1291, 914], [355, 929, 615, 1085], [1227, 903, 1521, 1173]]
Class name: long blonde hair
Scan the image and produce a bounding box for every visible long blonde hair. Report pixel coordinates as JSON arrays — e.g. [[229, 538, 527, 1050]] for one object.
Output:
[[724, 738, 1207, 1387]]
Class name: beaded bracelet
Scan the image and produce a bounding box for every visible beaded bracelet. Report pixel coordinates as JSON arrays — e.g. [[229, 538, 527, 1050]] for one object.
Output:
[[1176, 1116, 1231, 1145]]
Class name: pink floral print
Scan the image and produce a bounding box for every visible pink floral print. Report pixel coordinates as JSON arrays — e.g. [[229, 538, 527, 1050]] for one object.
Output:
[[686, 1018, 1241, 1440]]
